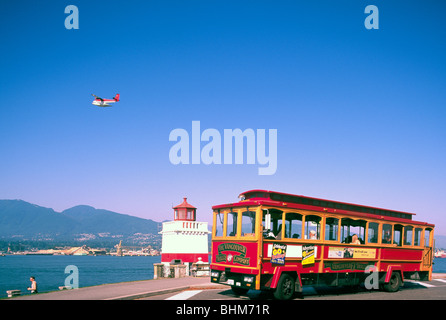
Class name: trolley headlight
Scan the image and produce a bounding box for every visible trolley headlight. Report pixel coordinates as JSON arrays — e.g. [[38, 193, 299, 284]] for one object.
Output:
[[211, 271, 220, 278], [243, 276, 254, 283]]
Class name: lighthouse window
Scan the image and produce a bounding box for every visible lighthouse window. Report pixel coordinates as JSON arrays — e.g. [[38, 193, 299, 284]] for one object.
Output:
[[241, 211, 256, 237], [226, 211, 238, 237]]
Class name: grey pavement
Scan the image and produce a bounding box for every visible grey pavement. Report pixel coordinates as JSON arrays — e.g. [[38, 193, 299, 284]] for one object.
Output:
[[6, 276, 224, 300], [6, 273, 446, 300]]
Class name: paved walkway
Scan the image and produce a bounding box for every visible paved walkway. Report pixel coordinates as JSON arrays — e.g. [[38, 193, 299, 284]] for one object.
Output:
[[7, 273, 446, 300], [7, 276, 224, 300]]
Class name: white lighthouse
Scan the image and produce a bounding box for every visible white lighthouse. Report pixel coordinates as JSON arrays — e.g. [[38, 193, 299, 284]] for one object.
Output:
[[160, 197, 210, 265]]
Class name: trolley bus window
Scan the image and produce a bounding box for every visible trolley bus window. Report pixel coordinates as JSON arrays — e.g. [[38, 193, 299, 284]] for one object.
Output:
[[285, 212, 302, 239], [304, 215, 321, 240], [404, 226, 413, 246], [215, 211, 224, 237], [424, 228, 432, 247], [382, 224, 392, 244], [341, 218, 366, 244], [393, 224, 403, 246], [414, 228, 422, 246], [241, 211, 256, 237], [368, 222, 379, 244], [262, 209, 284, 239], [325, 217, 339, 241], [226, 211, 238, 237]]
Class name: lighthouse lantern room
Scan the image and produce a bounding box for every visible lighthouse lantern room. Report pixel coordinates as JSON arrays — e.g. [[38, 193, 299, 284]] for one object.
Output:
[[173, 198, 196, 221], [160, 198, 210, 266]]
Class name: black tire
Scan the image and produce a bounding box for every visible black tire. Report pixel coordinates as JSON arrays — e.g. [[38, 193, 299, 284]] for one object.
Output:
[[273, 274, 295, 300], [231, 286, 249, 296], [382, 272, 401, 292]]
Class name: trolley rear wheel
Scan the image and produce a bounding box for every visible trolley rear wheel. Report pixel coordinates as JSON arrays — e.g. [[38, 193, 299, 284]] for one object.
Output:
[[382, 272, 402, 292]]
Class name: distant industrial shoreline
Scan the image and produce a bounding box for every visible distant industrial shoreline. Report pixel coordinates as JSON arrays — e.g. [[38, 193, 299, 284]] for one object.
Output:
[[0, 244, 160, 257]]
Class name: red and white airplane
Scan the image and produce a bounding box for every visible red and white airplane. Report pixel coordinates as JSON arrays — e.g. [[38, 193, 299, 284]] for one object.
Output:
[[91, 93, 120, 107]]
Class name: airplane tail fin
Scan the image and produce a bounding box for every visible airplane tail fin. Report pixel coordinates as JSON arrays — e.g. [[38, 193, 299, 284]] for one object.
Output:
[[114, 93, 120, 101]]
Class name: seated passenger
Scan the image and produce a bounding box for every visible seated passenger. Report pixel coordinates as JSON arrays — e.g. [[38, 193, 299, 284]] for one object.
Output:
[[382, 232, 391, 244], [351, 234, 361, 245], [309, 230, 317, 240], [262, 226, 276, 239]]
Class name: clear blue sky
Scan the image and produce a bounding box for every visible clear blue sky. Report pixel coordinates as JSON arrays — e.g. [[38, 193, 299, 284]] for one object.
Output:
[[1, 1, 445, 234]]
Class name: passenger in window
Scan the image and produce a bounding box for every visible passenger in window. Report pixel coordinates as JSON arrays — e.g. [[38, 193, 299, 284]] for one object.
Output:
[[262, 226, 275, 239], [382, 231, 391, 244], [351, 234, 361, 245], [309, 230, 317, 240]]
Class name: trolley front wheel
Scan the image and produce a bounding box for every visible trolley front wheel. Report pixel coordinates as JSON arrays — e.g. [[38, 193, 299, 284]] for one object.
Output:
[[273, 274, 295, 300]]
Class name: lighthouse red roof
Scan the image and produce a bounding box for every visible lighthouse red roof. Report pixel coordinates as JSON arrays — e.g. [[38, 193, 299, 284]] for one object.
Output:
[[173, 197, 196, 209]]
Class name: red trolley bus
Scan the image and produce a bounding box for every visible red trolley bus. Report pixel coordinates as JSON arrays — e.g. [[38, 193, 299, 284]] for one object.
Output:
[[210, 190, 435, 299]]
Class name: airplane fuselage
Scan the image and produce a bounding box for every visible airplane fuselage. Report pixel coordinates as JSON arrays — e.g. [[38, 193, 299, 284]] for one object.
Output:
[[92, 100, 116, 107], [91, 94, 119, 107]]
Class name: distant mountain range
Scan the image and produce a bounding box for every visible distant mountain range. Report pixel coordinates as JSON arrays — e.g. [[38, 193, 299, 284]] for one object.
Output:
[[1, 199, 445, 250], [0, 200, 162, 241]]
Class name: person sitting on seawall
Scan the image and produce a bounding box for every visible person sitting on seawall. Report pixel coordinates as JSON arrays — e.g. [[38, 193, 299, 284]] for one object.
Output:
[[27, 276, 38, 294]]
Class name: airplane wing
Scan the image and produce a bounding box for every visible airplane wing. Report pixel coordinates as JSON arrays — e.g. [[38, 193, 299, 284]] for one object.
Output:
[[91, 94, 103, 101]]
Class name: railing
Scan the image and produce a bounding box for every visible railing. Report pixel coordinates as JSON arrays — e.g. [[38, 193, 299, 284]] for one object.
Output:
[[423, 247, 433, 268]]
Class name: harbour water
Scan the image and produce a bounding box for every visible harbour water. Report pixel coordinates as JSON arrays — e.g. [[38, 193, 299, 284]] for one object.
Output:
[[0, 255, 160, 298], [1, 255, 445, 299]]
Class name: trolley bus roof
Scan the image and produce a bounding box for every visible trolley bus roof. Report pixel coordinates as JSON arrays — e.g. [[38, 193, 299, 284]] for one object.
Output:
[[212, 190, 434, 227]]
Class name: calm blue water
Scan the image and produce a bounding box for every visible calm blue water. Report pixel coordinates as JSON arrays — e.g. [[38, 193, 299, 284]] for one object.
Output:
[[0, 255, 160, 298], [1, 255, 445, 298], [433, 257, 446, 273]]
